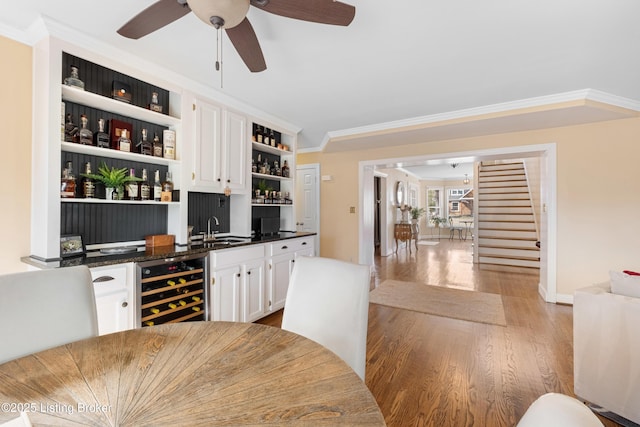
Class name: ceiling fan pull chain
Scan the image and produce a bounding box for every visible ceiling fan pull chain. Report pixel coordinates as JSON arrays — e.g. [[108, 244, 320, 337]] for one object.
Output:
[[215, 28, 224, 88]]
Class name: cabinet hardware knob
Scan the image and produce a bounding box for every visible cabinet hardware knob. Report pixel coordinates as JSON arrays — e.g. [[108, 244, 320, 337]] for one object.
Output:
[[227, 179, 230, 183], [121, 302, 128, 308], [247, 271, 251, 275], [93, 276, 115, 283], [236, 273, 241, 277], [217, 178, 221, 182], [281, 246, 288, 249], [302, 242, 307, 245]]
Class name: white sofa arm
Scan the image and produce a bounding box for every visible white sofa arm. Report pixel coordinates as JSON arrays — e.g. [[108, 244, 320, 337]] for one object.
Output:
[[573, 283, 640, 424]]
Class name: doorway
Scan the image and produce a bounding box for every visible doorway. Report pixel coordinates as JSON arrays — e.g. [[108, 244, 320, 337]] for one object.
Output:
[[358, 143, 557, 302]]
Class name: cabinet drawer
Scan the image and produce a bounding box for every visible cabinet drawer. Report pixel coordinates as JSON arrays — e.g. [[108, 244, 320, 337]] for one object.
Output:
[[90, 265, 129, 296], [212, 245, 265, 268], [268, 237, 315, 257]]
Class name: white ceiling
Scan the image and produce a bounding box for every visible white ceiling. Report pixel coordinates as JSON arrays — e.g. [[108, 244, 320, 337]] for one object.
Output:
[[2, 0, 640, 160]]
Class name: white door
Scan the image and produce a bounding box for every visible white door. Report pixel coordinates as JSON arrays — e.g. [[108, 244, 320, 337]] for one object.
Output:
[[295, 164, 319, 232], [211, 265, 241, 321], [95, 289, 131, 335], [242, 259, 265, 322]]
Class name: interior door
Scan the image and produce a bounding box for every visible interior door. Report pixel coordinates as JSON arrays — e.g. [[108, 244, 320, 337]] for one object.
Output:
[[295, 166, 318, 234]]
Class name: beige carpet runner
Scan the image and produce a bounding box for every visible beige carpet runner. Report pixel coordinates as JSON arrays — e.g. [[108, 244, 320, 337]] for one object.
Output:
[[370, 280, 507, 326]]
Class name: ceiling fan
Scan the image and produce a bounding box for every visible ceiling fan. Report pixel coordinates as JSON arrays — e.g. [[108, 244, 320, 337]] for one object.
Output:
[[117, 0, 356, 73]]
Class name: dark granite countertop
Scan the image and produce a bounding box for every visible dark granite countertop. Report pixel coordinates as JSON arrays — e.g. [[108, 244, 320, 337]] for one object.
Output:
[[22, 232, 316, 269]]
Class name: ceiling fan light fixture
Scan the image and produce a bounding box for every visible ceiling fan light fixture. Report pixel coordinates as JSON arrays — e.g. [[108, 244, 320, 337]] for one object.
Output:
[[188, 0, 250, 29]]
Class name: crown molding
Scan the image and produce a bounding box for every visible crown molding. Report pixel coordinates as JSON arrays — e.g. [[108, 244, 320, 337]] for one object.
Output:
[[325, 89, 640, 145]]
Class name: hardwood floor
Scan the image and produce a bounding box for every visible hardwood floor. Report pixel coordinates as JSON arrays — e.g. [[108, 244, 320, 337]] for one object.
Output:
[[257, 239, 620, 426]]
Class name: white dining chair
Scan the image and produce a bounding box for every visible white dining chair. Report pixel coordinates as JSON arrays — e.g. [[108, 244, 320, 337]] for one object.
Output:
[[0, 266, 98, 364], [0, 412, 32, 427], [281, 256, 371, 380], [517, 393, 603, 427]]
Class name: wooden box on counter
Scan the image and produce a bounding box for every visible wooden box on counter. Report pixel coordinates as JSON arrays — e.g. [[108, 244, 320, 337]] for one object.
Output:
[[145, 234, 175, 248]]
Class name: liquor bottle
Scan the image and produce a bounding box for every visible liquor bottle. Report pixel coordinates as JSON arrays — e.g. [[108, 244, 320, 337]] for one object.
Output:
[[163, 130, 176, 159], [64, 114, 78, 143], [256, 125, 263, 143], [251, 157, 257, 173], [60, 161, 76, 198], [138, 129, 152, 155], [281, 160, 290, 178], [251, 124, 257, 142], [153, 133, 163, 157], [78, 114, 93, 145], [153, 170, 162, 202], [94, 118, 110, 148], [118, 128, 131, 152], [127, 169, 139, 200], [63, 65, 85, 90], [140, 169, 151, 201], [161, 171, 174, 202], [148, 92, 163, 113], [269, 129, 276, 147], [264, 128, 271, 146], [82, 162, 95, 198], [274, 160, 281, 177]]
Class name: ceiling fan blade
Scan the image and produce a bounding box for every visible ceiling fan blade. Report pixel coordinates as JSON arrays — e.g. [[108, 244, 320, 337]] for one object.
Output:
[[117, 0, 191, 39], [251, 0, 355, 26], [225, 18, 267, 73]]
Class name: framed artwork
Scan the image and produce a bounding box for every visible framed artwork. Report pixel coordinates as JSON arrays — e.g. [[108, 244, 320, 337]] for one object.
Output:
[[60, 234, 85, 258]]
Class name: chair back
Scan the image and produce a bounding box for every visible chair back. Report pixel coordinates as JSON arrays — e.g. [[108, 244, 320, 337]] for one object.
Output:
[[281, 256, 370, 380], [517, 393, 603, 427], [0, 266, 98, 364]]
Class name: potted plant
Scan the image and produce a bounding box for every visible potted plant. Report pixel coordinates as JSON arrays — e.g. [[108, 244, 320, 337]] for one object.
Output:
[[82, 162, 142, 200], [410, 207, 426, 222], [430, 216, 447, 228]]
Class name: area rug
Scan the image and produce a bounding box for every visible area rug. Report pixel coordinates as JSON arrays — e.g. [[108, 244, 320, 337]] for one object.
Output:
[[417, 241, 439, 246], [370, 280, 507, 326]]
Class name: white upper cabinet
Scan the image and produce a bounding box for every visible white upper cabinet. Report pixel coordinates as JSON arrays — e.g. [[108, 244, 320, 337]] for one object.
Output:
[[192, 98, 247, 194]]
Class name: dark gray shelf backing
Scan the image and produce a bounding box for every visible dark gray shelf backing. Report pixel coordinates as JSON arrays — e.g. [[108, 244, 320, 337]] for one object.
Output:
[[251, 206, 281, 235], [62, 52, 170, 114], [61, 203, 167, 246], [63, 100, 169, 149], [61, 150, 169, 199], [188, 192, 231, 235]]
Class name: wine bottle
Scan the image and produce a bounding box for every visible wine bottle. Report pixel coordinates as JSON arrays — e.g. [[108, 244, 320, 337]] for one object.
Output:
[[140, 169, 151, 201], [153, 170, 162, 202], [127, 169, 139, 200]]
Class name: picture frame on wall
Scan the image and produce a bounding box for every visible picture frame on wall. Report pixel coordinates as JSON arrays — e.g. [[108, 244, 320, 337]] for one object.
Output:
[[60, 234, 85, 258]]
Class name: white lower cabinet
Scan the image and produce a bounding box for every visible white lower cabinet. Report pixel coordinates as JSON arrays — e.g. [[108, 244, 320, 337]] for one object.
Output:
[[90, 264, 134, 335], [211, 236, 315, 322], [210, 245, 265, 322]]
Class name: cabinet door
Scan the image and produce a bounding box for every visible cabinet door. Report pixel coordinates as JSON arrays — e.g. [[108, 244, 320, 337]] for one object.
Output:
[[223, 110, 247, 191], [95, 289, 131, 336], [269, 253, 294, 312], [211, 265, 241, 321], [242, 259, 265, 322], [194, 100, 223, 190]]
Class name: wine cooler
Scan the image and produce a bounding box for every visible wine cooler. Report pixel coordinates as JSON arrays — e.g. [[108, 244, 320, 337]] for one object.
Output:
[[136, 253, 209, 327]]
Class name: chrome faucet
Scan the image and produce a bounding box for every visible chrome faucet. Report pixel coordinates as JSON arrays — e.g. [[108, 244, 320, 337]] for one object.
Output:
[[205, 216, 220, 242]]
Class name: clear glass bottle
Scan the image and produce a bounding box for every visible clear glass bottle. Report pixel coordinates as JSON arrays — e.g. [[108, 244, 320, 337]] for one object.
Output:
[[153, 133, 163, 157], [63, 65, 85, 90], [148, 92, 163, 113], [78, 114, 93, 145], [94, 118, 110, 148], [153, 170, 162, 202], [118, 128, 131, 152], [139, 129, 152, 155], [60, 161, 76, 198], [127, 169, 139, 200], [140, 169, 150, 201], [64, 114, 78, 143], [162, 171, 174, 202], [82, 162, 95, 198]]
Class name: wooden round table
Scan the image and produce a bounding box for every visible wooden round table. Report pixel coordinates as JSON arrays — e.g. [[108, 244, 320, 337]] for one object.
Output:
[[0, 322, 385, 426]]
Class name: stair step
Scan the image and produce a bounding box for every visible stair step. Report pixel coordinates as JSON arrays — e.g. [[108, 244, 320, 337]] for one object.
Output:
[[478, 263, 540, 274], [478, 222, 536, 231], [478, 187, 529, 195], [477, 229, 538, 239], [478, 213, 534, 222], [479, 199, 532, 207], [479, 174, 526, 183], [480, 193, 531, 200], [480, 163, 525, 172], [479, 256, 540, 268], [478, 246, 540, 259], [478, 238, 539, 249], [481, 180, 528, 188], [479, 169, 525, 177], [478, 206, 533, 214]]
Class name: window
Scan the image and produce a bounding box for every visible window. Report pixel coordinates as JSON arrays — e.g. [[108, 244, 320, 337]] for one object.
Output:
[[451, 201, 460, 212], [408, 183, 418, 208], [449, 189, 464, 197], [426, 187, 443, 226]]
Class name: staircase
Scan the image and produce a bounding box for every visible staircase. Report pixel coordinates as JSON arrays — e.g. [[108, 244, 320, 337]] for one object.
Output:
[[476, 161, 540, 273]]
